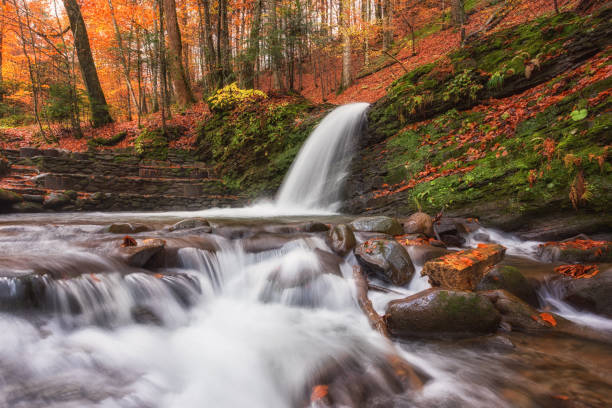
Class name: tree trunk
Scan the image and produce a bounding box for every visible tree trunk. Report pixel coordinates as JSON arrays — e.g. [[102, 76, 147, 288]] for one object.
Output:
[[340, 0, 351, 90], [451, 0, 465, 27], [200, 0, 219, 90], [240, 0, 262, 88], [162, 0, 195, 106], [269, 0, 282, 90], [62, 0, 112, 127], [382, 0, 393, 50], [218, 0, 232, 84]]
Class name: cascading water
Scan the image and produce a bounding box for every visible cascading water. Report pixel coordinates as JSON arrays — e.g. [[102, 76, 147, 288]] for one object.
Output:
[[276, 103, 369, 211]]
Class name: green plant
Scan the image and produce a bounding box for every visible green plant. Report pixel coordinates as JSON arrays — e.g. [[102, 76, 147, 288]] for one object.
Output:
[[443, 70, 483, 102], [87, 131, 128, 148], [487, 71, 504, 90]]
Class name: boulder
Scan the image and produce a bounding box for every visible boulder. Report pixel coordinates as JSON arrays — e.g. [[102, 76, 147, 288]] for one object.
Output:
[[298, 221, 329, 233], [12, 201, 43, 213], [241, 232, 308, 253], [480, 290, 552, 334], [537, 239, 612, 263], [476, 265, 538, 306], [326, 224, 356, 256], [104, 223, 152, 234], [43, 192, 71, 209], [355, 239, 414, 285], [0, 188, 22, 206], [557, 267, 612, 318], [119, 238, 166, 267], [350, 216, 403, 236], [402, 212, 434, 237], [169, 218, 211, 232], [421, 244, 506, 290], [384, 288, 501, 339]]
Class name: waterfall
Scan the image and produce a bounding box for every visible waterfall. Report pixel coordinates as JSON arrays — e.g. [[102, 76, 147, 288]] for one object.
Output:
[[276, 102, 369, 211]]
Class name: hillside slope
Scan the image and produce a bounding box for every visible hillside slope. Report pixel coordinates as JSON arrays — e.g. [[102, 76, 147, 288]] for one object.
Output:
[[344, 6, 612, 239]]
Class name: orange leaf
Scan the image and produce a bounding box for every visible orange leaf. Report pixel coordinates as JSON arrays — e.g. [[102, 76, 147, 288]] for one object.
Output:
[[310, 385, 329, 402], [90, 273, 101, 282], [539, 313, 557, 327]]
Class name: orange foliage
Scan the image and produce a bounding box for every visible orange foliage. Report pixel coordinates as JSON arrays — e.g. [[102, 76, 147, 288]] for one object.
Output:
[[121, 236, 137, 247], [310, 385, 329, 402], [554, 264, 600, 279], [540, 239, 609, 251]]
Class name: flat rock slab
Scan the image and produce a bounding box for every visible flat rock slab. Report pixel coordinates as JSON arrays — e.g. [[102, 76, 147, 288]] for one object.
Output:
[[384, 288, 501, 339], [119, 238, 166, 267], [421, 244, 506, 290]]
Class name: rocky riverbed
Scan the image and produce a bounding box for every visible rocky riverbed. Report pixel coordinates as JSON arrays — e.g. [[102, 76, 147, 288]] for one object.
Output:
[[1, 211, 610, 407]]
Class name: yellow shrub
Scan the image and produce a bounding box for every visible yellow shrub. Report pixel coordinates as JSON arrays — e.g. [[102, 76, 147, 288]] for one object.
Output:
[[207, 83, 267, 111]]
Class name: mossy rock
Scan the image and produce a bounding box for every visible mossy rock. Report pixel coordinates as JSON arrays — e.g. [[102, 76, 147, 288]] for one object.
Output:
[[477, 266, 538, 306], [385, 288, 501, 339]]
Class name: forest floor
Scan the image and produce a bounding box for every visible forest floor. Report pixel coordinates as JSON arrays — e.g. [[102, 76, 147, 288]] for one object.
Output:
[[0, 0, 577, 154]]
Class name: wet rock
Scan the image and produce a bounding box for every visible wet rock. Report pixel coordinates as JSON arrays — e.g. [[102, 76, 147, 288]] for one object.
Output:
[[350, 216, 403, 236], [119, 238, 166, 267], [326, 224, 356, 256], [22, 194, 45, 203], [169, 218, 211, 232], [104, 223, 152, 234], [384, 288, 501, 339], [402, 244, 451, 266], [0, 188, 22, 207], [480, 290, 552, 334], [477, 265, 538, 306], [241, 232, 308, 253], [43, 192, 71, 209], [537, 239, 612, 263], [557, 267, 612, 318], [12, 201, 43, 213], [267, 249, 339, 289], [421, 244, 506, 290], [314, 248, 343, 277], [355, 239, 414, 286], [402, 212, 434, 237], [131, 306, 162, 325], [298, 221, 329, 233]]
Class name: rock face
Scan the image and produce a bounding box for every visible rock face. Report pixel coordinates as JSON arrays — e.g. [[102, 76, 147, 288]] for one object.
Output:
[[402, 212, 434, 237], [421, 244, 506, 290], [385, 289, 501, 339], [481, 289, 552, 333], [476, 265, 538, 306], [169, 218, 211, 232], [119, 238, 166, 267], [355, 239, 414, 285], [558, 268, 612, 318], [326, 224, 356, 256], [350, 216, 403, 236]]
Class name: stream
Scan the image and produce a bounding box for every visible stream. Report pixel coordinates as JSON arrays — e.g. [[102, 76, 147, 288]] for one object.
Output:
[[1, 104, 611, 407]]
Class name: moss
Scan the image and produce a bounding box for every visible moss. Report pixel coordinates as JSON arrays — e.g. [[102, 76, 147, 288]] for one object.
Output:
[[88, 131, 128, 148], [196, 97, 325, 197]]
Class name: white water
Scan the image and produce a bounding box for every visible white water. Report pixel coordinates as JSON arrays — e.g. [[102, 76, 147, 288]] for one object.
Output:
[[276, 103, 370, 211]]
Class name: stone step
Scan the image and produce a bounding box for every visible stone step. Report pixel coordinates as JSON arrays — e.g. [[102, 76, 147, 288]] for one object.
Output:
[[8, 164, 39, 176], [35, 173, 229, 197]]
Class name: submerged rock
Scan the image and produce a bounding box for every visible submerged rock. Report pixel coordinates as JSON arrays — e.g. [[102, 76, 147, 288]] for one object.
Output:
[[326, 224, 356, 256], [421, 244, 506, 290], [477, 265, 538, 306], [169, 218, 211, 232], [384, 288, 501, 339], [402, 212, 434, 237], [355, 239, 414, 286], [350, 216, 403, 235], [119, 238, 166, 267], [104, 223, 152, 234]]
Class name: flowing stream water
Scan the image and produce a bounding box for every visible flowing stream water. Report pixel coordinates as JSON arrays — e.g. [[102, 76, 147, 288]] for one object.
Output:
[[1, 104, 611, 407]]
